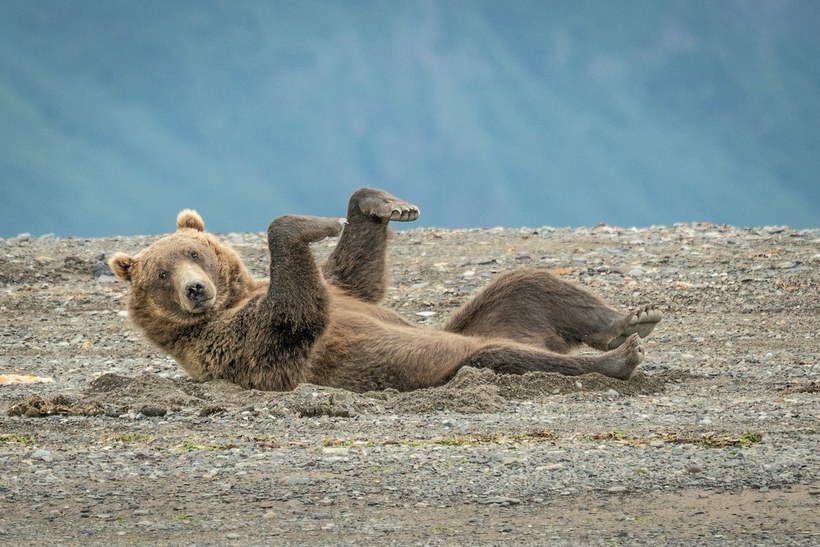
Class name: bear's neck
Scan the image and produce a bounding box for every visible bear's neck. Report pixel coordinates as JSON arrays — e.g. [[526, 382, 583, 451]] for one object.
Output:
[[130, 304, 204, 353]]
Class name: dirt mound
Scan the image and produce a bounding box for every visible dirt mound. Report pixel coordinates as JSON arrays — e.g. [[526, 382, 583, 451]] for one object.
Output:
[[7, 365, 669, 418]]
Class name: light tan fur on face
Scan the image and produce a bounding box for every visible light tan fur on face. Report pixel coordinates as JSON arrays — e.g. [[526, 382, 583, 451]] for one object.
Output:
[[176, 261, 216, 313]]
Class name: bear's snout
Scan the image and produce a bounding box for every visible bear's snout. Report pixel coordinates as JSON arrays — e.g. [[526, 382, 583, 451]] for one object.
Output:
[[182, 278, 214, 311], [185, 281, 207, 302], [177, 263, 216, 313]]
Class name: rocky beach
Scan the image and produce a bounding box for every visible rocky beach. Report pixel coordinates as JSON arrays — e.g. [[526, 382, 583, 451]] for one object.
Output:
[[1, 222, 818, 545]]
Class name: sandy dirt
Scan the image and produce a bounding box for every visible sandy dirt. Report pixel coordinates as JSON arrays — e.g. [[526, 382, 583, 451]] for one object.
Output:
[[1, 222, 818, 545]]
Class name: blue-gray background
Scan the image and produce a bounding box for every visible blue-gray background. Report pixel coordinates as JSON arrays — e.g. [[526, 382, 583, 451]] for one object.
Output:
[[2, 0, 818, 237]]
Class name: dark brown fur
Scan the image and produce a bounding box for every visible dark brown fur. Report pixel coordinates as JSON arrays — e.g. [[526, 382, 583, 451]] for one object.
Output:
[[110, 188, 660, 392]]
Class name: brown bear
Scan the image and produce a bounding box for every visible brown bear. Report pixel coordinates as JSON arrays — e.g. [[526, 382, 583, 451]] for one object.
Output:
[[109, 188, 661, 392]]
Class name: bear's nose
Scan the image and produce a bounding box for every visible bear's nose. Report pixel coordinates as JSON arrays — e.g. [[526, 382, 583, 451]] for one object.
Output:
[[185, 281, 207, 301]]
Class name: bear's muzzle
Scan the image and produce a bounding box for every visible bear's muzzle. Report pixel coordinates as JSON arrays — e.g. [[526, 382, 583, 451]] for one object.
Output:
[[178, 264, 216, 313]]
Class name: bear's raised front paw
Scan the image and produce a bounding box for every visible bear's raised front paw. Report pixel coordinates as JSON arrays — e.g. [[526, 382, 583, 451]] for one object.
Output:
[[268, 215, 345, 245], [354, 188, 420, 222]]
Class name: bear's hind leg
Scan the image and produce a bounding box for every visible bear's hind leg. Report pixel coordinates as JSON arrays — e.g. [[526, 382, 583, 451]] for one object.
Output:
[[322, 188, 419, 302], [443, 268, 661, 353], [463, 334, 645, 381]]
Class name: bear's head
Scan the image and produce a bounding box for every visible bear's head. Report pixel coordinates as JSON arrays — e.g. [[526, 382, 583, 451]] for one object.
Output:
[[109, 210, 252, 328]]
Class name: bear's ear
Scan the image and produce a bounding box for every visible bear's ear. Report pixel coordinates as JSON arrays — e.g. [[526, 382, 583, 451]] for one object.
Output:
[[177, 209, 205, 232], [109, 253, 136, 282]]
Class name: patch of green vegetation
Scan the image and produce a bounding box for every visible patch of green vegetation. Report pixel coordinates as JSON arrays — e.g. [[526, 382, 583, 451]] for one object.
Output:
[[590, 431, 764, 448], [176, 440, 237, 452], [729, 432, 763, 448], [321, 430, 557, 450], [111, 433, 139, 442], [663, 432, 763, 449], [591, 431, 628, 442], [0, 434, 34, 445], [321, 438, 377, 449]]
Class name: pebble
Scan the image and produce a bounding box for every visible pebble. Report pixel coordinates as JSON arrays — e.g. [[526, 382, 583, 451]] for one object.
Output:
[[479, 496, 521, 506], [138, 406, 168, 417], [32, 449, 53, 462], [92, 263, 113, 277]]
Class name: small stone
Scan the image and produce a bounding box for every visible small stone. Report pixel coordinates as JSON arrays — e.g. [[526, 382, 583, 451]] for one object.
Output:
[[479, 496, 521, 506], [92, 263, 113, 277], [139, 406, 167, 417], [32, 449, 53, 462], [199, 405, 226, 417], [322, 447, 350, 456], [537, 463, 564, 471], [607, 486, 628, 494]]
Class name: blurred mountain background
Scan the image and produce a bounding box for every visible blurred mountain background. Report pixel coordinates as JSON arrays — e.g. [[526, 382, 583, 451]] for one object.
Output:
[[1, 0, 818, 237]]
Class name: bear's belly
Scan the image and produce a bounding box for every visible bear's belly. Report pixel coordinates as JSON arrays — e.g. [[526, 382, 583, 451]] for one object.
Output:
[[309, 306, 481, 392]]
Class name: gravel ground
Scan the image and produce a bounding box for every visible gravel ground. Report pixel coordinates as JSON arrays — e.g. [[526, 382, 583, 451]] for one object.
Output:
[[0, 222, 818, 546]]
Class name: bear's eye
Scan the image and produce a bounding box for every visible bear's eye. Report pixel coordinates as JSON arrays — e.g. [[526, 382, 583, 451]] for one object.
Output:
[[190, 251, 199, 260], [158, 271, 168, 281]]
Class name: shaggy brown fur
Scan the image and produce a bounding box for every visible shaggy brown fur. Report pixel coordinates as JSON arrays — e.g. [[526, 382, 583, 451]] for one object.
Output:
[[109, 188, 661, 392]]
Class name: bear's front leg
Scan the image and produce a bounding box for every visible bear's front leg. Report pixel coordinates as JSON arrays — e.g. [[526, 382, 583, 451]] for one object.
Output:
[[266, 215, 344, 324], [323, 187, 419, 302], [227, 215, 344, 391]]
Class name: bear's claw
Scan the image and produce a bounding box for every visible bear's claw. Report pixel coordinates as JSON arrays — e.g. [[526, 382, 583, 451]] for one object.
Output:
[[607, 305, 662, 350], [356, 189, 420, 222]]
